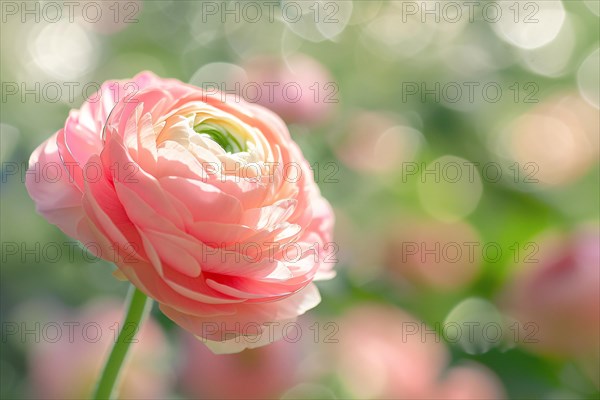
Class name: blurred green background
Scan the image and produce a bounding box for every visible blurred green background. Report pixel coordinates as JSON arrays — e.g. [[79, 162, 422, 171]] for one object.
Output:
[[1, 1, 599, 399]]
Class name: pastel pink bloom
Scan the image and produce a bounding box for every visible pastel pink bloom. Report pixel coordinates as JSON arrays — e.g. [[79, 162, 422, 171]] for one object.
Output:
[[334, 111, 422, 174], [328, 305, 505, 399], [386, 218, 482, 291], [242, 54, 336, 126], [501, 228, 600, 370], [503, 93, 599, 186], [28, 299, 171, 399], [25, 72, 335, 353], [178, 328, 304, 399]]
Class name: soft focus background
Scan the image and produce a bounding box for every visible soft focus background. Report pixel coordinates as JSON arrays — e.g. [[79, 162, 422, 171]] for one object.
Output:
[[1, 0, 599, 399]]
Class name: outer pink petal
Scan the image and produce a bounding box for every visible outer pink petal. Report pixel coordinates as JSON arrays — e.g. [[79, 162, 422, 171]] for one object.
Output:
[[159, 282, 321, 352], [25, 132, 93, 241]]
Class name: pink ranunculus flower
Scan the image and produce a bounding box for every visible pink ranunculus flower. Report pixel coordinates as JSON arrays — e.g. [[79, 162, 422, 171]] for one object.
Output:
[[25, 71, 335, 353]]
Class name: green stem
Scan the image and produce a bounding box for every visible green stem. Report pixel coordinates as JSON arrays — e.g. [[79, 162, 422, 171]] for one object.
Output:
[[92, 286, 152, 400]]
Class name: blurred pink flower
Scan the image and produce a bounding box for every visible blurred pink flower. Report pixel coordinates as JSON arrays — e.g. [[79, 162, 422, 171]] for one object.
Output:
[[501, 227, 600, 376], [243, 54, 336, 126], [500, 93, 599, 186], [333, 111, 422, 174], [386, 218, 482, 291], [327, 305, 505, 399], [178, 325, 306, 399], [28, 299, 172, 399]]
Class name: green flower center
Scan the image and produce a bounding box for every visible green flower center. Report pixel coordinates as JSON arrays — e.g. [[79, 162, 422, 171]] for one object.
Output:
[[194, 122, 247, 153]]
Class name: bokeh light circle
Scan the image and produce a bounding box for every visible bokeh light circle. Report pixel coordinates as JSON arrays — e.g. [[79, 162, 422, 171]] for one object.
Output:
[[444, 298, 507, 355], [520, 14, 575, 77], [492, 1, 565, 50], [28, 20, 99, 80], [577, 47, 600, 109], [417, 155, 483, 222], [281, 0, 353, 42]]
